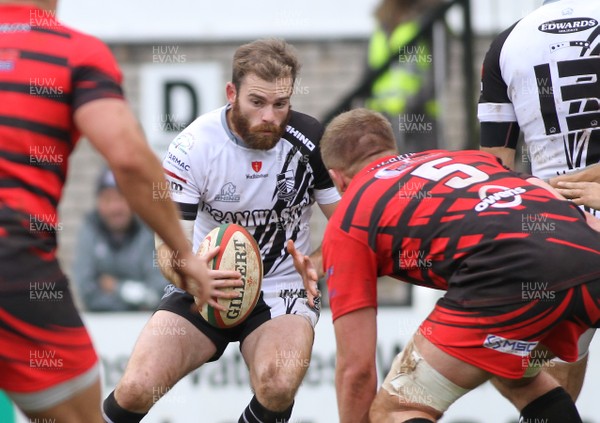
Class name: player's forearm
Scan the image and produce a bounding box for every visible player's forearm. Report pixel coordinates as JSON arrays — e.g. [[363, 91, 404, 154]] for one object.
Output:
[[154, 242, 186, 288], [550, 163, 600, 185]]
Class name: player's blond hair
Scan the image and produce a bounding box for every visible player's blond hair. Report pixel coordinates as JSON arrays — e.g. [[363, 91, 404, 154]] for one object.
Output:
[[321, 108, 397, 178], [232, 39, 300, 90]]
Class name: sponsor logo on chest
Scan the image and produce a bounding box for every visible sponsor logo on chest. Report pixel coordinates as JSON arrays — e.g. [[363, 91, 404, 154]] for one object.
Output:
[[538, 17, 598, 34], [167, 152, 190, 171], [474, 185, 526, 212], [247, 161, 269, 179]]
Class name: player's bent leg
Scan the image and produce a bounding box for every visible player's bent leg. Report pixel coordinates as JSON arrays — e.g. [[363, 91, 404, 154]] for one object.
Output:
[[22, 377, 103, 423], [545, 355, 588, 400], [240, 314, 314, 422], [493, 345, 583, 423], [104, 310, 217, 421], [0, 270, 103, 423], [493, 328, 593, 404], [494, 363, 561, 410], [370, 333, 487, 422], [370, 388, 437, 423], [544, 328, 594, 400], [7, 365, 103, 423], [496, 371, 582, 422], [519, 387, 582, 422], [490, 342, 559, 410]]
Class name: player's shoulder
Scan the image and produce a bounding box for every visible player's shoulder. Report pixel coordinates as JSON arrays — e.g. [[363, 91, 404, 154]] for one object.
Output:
[[47, 23, 122, 78], [511, 1, 599, 36], [287, 110, 323, 132], [484, 20, 520, 67], [168, 107, 227, 156], [56, 22, 114, 55], [283, 110, 324, 153], [185, 107, 224, 135]]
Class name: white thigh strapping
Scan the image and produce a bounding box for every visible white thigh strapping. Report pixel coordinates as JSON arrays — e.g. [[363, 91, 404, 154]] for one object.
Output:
[[382, 338, 469, 415]]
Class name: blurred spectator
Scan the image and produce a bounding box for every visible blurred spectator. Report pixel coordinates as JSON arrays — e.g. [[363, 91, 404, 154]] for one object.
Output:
[[72, 168, 166, 311], [365, 0, 442, 152]]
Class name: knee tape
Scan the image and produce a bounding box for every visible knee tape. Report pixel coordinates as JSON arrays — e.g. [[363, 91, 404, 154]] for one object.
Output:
[[382, 339, 469, 415]]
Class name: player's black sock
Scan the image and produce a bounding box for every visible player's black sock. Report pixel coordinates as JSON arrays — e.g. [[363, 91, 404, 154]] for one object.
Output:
[[238, 395, 294, 423], [519, 387, 582, 423], [102, 390, 147, 423]]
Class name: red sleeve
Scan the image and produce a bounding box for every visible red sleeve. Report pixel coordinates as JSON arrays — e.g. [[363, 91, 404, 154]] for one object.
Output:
[[323, 224, 378, 321], [70, 34, 124, 110]]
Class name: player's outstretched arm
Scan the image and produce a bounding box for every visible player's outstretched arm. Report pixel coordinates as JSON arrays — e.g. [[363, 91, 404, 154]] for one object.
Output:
[[155, 241, 242, 311], [287, 200, 339, 307], [334, 307, 378, 423], [74, 98, 216, 304], [549, 163, 600, 186], [287, 240, 320, 307], [554, 181, 600, 211], [527, 177, 600, 232]]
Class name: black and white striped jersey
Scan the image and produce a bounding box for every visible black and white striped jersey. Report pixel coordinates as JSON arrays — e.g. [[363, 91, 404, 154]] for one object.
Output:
[[479, 0, 600, 181], [163, 106, 340, 293]]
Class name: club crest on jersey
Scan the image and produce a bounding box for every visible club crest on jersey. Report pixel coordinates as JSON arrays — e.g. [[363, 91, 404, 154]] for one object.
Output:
[[172, 133, 194, 155], [276, 170, 297, 202], [215, 182, 241, 203], [475, 185, 526, 212], [252, 161, 262, 173]]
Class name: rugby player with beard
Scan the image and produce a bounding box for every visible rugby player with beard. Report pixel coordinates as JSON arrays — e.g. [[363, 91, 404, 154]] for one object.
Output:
[[103, 39, 340, 423]]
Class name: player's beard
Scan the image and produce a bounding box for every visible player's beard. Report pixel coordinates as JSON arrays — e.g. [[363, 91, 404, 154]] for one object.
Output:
[[230, 100, 290, 150]]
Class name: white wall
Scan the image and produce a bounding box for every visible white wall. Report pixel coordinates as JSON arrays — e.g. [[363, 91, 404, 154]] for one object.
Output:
[[57, 0, 544, 43], [57, 0, 380, 42]]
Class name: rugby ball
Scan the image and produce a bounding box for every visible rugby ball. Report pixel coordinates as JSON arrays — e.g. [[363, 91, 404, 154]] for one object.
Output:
[[195, 223, 263, 328]]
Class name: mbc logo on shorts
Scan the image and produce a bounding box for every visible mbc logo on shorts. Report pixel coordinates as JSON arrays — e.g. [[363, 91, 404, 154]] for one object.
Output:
[[483, 334, 538, 356]]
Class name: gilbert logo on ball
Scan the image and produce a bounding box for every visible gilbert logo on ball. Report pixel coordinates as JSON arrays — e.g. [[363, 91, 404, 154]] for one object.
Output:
[[195, 223, 263, 328]]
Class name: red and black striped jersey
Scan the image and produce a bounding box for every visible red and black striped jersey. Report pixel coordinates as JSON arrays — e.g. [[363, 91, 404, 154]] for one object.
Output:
[[0, 4, 123, 242], [324, 149, 600, 320]]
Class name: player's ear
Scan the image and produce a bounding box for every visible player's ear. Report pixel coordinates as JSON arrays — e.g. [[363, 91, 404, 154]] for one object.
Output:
[[329, 168, 349, 194], [226, 82, 237, 104]]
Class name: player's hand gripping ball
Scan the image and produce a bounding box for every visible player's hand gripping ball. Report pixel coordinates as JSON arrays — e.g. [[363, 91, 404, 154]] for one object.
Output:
[[195, 223, 263, 328]]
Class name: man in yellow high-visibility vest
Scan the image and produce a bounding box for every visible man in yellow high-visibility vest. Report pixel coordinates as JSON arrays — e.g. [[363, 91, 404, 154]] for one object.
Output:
[[366, 0, 441, 152]]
